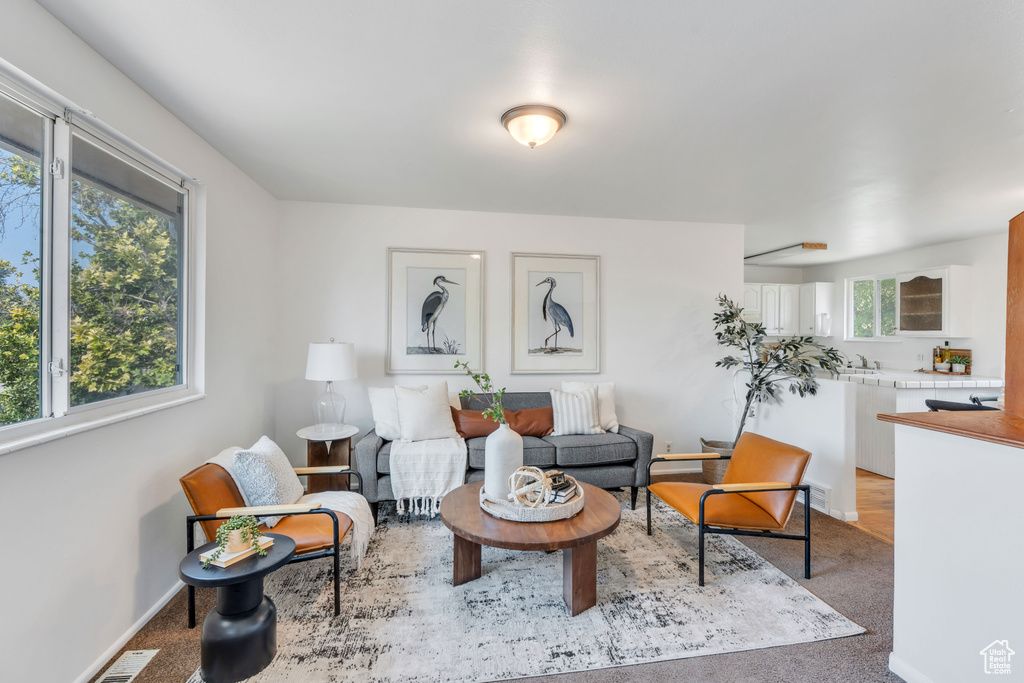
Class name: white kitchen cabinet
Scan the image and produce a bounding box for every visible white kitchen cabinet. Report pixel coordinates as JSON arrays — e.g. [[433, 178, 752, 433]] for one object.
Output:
[[778, 284, 800, 335], [741, 283, 762, 323], [761, 284, 779, 334], [799, 281, 834, 337], [895, 266, 972, 338]]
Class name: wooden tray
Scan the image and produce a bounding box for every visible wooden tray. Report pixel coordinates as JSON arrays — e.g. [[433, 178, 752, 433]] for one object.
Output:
[[479, 482, 585, 523]]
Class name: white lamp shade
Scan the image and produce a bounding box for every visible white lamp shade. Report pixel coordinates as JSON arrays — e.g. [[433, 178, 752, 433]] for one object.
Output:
[[305, 342, 357, 382]]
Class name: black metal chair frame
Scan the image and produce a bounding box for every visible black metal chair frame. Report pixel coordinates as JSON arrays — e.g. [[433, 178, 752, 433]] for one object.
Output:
[[645, 455, 811, 586], [185, 470, 362, 628]]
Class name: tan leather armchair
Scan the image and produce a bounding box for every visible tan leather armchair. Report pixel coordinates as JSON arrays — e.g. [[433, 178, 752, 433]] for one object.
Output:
[[180, 463, 362, 627], [645, 432, 812, 586]]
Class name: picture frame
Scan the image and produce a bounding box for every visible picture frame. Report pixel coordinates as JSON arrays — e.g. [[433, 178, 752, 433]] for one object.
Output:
[[386, 248, 484, 374], [511, 252, 600, 374]]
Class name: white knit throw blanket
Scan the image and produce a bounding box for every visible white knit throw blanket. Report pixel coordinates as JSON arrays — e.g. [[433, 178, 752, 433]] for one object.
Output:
[[389, 437, 467, 517], [298, 490, 375, 569]]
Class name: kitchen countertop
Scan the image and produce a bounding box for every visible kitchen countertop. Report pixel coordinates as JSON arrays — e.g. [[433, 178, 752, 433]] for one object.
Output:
[[831, 370, 1003, 389]]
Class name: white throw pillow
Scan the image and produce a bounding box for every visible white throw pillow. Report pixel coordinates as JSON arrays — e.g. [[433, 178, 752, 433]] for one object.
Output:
[[232, 436, 304, 528], [562, 380, 620, 433], [550, 387, 605, 436], [368, 385, 426, 441], [395, 382, 460, 442]]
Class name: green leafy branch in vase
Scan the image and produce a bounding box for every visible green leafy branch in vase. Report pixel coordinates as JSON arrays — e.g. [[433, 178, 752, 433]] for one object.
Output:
[[455, 360, 507, 424]]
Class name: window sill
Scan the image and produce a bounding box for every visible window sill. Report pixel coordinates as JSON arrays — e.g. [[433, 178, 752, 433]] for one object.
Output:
[[0, 391, 205, 456], [843, 337, 903, 343]]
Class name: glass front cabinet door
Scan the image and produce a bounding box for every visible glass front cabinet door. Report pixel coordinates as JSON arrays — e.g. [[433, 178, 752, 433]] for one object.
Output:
[[895, 266, 973, 338]]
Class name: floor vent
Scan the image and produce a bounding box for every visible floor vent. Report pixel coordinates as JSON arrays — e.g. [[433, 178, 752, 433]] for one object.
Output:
[[96, 650, 159, 683], [799, 480, 831, 514]]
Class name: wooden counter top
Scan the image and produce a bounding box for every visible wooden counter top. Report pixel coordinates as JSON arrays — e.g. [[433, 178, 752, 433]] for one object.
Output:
[[877, 410, 1024, 450]]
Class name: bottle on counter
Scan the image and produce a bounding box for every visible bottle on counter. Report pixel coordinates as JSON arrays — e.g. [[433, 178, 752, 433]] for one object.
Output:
[[943, 341, 950, 361]]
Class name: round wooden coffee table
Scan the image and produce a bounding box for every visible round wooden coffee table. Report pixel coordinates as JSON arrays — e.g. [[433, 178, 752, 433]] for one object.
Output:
[[439, 481, 620, 616]]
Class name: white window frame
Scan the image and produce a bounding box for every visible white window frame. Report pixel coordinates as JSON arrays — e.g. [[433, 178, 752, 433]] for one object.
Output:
[[844, 274, 901, 342], [0, 68, 205, 455]]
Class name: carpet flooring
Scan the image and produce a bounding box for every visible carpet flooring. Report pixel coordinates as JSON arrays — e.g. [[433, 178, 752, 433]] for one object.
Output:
[[90, 474, 900, 683]]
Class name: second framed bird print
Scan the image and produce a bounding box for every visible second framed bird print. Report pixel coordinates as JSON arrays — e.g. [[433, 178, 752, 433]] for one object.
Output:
[[386, 248, 484, 374], [511, 253, 600, 374]]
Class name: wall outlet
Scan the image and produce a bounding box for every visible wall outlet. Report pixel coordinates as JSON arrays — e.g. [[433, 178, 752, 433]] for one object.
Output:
[[917, 354, 924, 362], [665, 441, 672, 453]]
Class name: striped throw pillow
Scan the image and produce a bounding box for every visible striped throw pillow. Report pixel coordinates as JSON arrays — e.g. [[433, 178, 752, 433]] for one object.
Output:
[[549, 387, 605, 436]]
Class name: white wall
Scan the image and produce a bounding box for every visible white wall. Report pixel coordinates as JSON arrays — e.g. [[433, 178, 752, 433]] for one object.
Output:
[[271, 202, 744, 465], [802, 232, 1008, 377], [745, 378, 857, 519], [743, 264, 804, 284], [0, 3, 281, 682], [888, 425, 1024, 683]]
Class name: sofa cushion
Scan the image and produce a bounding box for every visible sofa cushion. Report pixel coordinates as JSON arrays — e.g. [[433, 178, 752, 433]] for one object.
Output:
[[450, 408, 500, 439], [466, 435, 556, 470], [545, 433, 637, 466], [505, 406, 554, 437]]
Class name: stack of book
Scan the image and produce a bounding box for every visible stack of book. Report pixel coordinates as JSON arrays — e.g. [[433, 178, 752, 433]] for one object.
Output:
[[200, 535, 274, 568], [549, 478, 578, 505]]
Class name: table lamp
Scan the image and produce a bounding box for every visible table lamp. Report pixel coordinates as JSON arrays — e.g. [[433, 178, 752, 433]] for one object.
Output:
[[305, 341, 357, 434]]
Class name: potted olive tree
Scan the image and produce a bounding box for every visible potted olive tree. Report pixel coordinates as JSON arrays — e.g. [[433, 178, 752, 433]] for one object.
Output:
[[703, 294, 845, 483]]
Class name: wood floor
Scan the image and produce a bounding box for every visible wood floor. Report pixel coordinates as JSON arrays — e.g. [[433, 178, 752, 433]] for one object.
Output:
[[850, 468, 894, 543]]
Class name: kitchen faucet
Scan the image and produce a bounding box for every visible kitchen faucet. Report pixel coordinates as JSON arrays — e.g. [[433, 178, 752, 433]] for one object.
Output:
[[874, 360, 881, 370], [857, 354, 868, 368]]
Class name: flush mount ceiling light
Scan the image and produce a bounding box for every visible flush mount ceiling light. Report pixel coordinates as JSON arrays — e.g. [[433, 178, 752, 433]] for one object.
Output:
[[501, 105, 566, 148]]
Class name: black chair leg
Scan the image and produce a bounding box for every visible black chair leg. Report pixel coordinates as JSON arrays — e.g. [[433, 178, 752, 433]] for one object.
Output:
[[332, 516, 341, 616], [646, 488, 652, 535], [630, 487, 638, 510], [187, 585, 195, 628], [804, 492, 811, 579], [698, 524, 706, 587]]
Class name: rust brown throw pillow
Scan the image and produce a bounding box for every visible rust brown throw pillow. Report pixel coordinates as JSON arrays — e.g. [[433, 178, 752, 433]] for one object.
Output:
[[505, 406, 555, 437], [450, 408, 501, 439]]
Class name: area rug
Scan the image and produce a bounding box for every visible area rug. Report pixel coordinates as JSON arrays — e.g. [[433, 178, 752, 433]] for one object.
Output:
[[188, 492, 864, 682]]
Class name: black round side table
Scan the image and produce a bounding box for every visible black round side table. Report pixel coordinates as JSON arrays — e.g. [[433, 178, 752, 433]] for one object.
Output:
[[179, 533, 296, 683]]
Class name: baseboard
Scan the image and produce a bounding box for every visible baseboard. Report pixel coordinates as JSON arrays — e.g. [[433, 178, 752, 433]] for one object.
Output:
[[888, 652, 934, 683], [74, 579, 184, 683], [830, 508, 859, 522]]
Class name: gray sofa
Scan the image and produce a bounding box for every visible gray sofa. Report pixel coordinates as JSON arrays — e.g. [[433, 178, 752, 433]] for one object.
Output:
[[353, 391, 654, 521]]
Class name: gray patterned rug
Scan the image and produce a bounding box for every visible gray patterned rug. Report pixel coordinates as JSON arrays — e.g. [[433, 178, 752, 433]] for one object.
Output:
[[189, 492, 864, 682]]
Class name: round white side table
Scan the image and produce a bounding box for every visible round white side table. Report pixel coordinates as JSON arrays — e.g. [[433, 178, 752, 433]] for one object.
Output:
[[296, 424, 359, 492]]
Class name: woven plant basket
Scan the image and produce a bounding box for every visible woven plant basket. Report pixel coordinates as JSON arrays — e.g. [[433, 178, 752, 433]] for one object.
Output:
[[700, 438, 735, 485]]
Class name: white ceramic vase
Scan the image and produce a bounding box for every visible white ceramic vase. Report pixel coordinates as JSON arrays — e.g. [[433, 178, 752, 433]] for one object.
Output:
[[484, 423, 524, 500]]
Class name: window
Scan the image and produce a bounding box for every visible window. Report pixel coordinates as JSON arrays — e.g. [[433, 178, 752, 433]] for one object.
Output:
[[0, 94, 45, 426], [846, 275, 897, 341], [0, 83, 196, 442]]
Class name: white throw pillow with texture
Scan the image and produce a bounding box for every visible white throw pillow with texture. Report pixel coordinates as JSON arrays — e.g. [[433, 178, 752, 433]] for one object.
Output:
[[232, 436, 304, 528], [368, 385, 426, 441], [550, 387, 605, 436], [396, 382, 460, 442], [562, 380, 620, 433]]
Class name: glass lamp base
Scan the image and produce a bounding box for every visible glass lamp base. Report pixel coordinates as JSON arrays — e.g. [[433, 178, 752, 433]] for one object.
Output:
[[314, 382, 346, 434]]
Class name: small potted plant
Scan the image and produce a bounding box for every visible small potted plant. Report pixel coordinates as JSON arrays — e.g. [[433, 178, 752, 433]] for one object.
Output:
[[455, 361, 522, 500], [948, 355, 970, 374], [202, 515, 266, 569]]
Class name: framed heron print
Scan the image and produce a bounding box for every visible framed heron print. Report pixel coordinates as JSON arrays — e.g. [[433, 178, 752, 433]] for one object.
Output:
[[387, 248, 484, 374], [511, 253, 600, 374]]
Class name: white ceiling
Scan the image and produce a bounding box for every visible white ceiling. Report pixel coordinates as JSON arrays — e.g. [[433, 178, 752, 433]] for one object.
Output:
[[35, 0, 1024, 264]]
